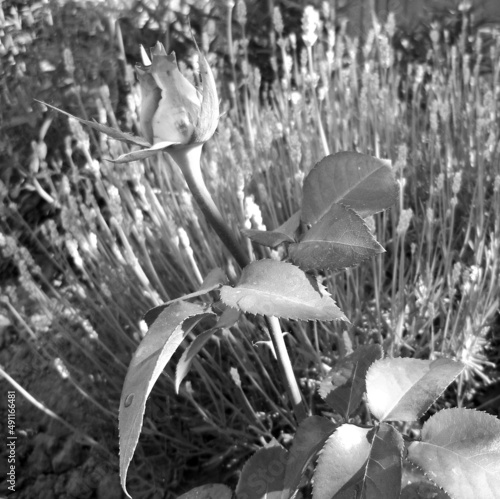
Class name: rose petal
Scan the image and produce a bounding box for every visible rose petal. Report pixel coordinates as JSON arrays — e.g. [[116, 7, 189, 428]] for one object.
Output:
[[193, 54, 220, 143], [150, 52, 201, 144], [151, 53, 200, 105], [152, 100, 198, 144], [136, 70, 161, 144]]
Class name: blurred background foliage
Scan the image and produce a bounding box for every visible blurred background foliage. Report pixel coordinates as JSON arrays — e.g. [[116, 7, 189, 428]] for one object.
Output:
[[1, 0, 499, 498]]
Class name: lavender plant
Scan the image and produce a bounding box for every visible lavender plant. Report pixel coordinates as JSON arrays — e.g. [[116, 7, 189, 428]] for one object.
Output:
[[43, 35, 500, 498], [0, 1, 493, 496]]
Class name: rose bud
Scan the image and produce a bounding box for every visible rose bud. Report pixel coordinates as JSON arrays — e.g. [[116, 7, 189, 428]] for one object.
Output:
[[137, 43, 202, 145], [40, 42, 219, 165], [115, 41, 219, 163]]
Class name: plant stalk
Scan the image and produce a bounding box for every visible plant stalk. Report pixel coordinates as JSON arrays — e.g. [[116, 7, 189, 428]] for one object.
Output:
[[266, 315, 307, 423], [171, 145, 249, 269], [170, 144, 307, 423]]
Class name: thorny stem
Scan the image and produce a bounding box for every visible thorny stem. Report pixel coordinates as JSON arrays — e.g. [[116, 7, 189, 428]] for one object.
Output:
[[170, 144, 307, 423]]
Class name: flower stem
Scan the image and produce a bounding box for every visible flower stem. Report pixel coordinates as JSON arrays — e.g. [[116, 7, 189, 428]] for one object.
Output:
[[172, 145, 249, 269], [266, 315, 307, 423], [171, 144, 307, 423]]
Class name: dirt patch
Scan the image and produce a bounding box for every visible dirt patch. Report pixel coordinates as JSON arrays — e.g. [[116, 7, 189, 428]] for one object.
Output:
[[0, 326, 123, 498]]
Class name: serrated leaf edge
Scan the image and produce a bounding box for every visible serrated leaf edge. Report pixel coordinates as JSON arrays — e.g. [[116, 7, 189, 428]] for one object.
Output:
[[220, 286, 348, 322], [404, 407, 500, 499], [365, 359, 464, 422], [412, 377, 462, 421], [314, 423, 404, 499], [291, 205, 385, 272], [312, 431, 337, 499], [302, 152, 399, 224], [219, 260, 348, 322], [403, 457, 452, 499]]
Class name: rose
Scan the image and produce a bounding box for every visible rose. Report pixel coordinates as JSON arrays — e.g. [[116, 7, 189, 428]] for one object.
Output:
[[41, 42, 219, 165], [136, 42, 219, 149]]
